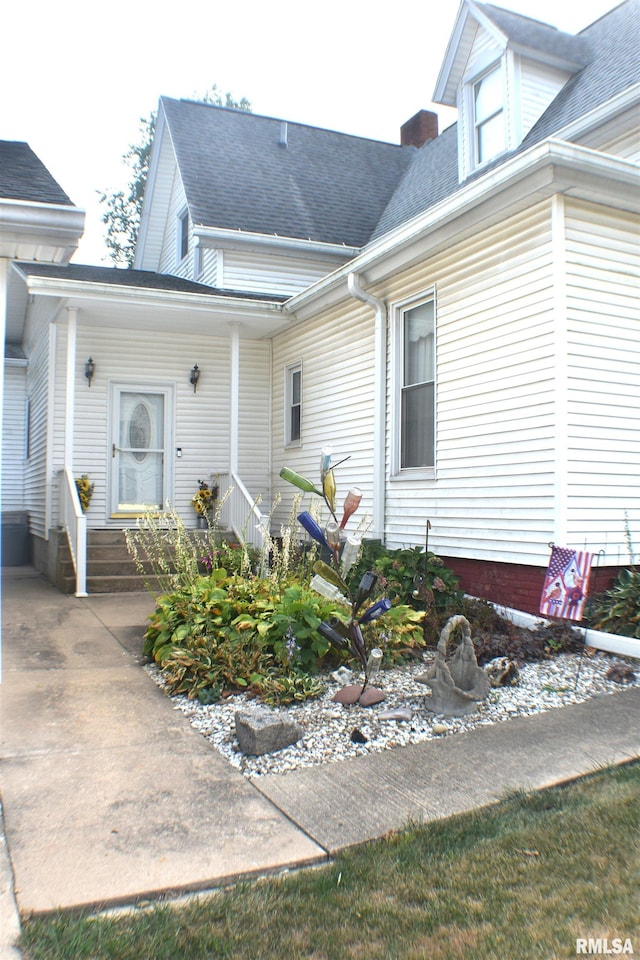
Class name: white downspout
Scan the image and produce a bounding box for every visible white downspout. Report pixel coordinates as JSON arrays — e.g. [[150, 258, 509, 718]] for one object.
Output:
[[347, 272, 386, 541]]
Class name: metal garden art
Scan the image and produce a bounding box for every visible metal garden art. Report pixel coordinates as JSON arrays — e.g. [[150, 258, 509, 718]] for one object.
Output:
[[280, 449, 390, 706]]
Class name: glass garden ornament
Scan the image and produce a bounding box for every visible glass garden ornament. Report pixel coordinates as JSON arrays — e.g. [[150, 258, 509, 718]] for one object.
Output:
[[280, 467, 324, 498], [339, 487, 362, 529], [340, 535, 361, 575], [320, 445, 333, 480], [322, 469, 337, 513], [359, 597, 392, 624], [310, 574, 348, 604], [313, 560, 349, 595], [297, 511, 329, 548], [318, 621, 349, 651], [353, 570, 377, 613], [366, 647, 383, 680]]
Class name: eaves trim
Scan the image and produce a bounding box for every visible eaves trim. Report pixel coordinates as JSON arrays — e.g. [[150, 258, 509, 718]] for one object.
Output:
[[285, 139, 640, 316], [23, 275, 286, 316]]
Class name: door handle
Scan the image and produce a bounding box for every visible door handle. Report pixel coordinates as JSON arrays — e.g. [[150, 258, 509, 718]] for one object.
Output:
[[112, 443, 117, 458]]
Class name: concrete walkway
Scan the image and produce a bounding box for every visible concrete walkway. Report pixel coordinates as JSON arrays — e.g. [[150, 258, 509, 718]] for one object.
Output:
[[1, 567, 639, 950]]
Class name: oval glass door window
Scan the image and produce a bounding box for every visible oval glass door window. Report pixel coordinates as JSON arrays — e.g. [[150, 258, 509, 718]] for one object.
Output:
[[129, 402, 151, 462]]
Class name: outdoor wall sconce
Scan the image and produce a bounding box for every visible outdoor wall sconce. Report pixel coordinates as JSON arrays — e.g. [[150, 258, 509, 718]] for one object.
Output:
[[190, 364, 200, 393], [85, 357, 95, 387]]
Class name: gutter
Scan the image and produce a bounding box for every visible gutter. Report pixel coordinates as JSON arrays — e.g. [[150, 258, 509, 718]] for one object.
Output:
[[22, 275, 286, 316], [195, 224, 360, 260], [286, 138, 639, 316], [347, 272, 386, 541]]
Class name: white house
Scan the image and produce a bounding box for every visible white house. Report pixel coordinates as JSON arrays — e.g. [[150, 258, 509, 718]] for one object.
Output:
[[2, 0, 638, 612]]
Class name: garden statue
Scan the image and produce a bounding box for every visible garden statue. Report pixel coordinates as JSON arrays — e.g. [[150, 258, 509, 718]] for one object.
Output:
[[280, 448, 390, 706], [416, 614, 490, 716]]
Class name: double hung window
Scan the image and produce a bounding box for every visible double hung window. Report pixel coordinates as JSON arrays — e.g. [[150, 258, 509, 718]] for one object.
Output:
[[398, 296, 435, 470], [285, 362, 302, 445], [473, 64, 505, 165]]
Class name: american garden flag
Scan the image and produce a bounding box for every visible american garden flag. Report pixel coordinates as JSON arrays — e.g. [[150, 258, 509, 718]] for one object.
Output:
[[539, 546, 594, 622]]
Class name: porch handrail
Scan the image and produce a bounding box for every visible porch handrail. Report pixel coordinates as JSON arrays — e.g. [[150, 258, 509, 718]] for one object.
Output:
[[218, 472, 267, 554], [60, 467, 88, 597]]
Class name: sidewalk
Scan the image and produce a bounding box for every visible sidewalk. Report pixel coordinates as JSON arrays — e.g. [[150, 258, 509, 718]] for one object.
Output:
[[1, 568, 639, 942]]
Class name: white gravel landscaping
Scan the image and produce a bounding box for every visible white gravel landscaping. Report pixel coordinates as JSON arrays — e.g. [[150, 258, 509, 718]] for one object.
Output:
[[146, 650, 639, 780]]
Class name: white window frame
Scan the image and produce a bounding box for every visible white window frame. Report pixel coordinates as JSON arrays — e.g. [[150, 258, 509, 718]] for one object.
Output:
[[390, 291, 436, 479], [473, 63, 506, 166], [284, 361, 302, 447], [177, 208, 189, 263], [460, 52, 511, 178]]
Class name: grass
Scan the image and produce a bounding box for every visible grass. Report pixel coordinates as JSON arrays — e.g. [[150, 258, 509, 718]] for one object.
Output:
[[20, 761, 640, 960]]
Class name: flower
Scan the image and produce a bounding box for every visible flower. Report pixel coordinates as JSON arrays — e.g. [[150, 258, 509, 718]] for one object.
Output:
[[192, 479, 218, 516], [75, 475, 94, 513]]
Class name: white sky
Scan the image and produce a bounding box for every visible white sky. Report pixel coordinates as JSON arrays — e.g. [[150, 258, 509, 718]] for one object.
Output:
[[1, 0, 622, 264]]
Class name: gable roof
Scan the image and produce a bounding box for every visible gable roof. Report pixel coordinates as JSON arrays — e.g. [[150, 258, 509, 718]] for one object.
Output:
[[161, 97, 415, 248], [372, 0, 639, 241], [0, 141, 73, 206], [479, 3, 591, 66]]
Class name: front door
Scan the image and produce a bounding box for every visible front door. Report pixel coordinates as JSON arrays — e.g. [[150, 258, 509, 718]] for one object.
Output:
[[110, 384, 173, 516]]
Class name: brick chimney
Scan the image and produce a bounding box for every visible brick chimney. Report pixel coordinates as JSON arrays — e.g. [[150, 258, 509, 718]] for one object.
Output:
[[401, 110, 439, 148]]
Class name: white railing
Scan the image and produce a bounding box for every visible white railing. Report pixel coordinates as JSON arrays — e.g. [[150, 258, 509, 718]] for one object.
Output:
[[60, 467, 88, 597], [217, 473, 267, 554]]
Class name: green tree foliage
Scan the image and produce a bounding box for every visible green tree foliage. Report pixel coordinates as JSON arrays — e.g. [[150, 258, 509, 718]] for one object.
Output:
[[99, 85, 251, 267]]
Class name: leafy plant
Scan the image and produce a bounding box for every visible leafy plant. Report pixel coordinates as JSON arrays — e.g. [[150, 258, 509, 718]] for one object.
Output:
[[353, 542, 462, 613], [589, 567, 640, 638], [143, 569, 426, 706]]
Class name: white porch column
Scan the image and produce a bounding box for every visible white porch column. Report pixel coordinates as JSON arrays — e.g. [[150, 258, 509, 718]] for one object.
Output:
[[64, 306, 78, 469], [229, 322, 240, 476]]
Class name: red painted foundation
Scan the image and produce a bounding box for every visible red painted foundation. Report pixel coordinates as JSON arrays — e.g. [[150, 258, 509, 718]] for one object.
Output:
[[439, 556, 622, 617]]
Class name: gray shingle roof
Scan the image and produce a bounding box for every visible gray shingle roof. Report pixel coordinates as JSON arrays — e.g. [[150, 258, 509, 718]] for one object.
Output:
[[371, 0, 639, 241], [15, 262, 287, 301], [0, 141, 73, 205], [480, 3, 591, 67], [162, 97, 415, 247]]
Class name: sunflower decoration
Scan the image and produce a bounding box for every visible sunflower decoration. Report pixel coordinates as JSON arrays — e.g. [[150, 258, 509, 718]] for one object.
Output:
[[75, 474, 94, 513], [192, 479, 218, 517]]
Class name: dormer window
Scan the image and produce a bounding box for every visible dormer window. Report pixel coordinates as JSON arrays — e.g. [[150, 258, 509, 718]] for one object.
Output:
[[473, 64, 505, 165]]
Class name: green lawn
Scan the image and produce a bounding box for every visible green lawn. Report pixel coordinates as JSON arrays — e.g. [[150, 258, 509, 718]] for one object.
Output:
[[20, 761, 640, 960]]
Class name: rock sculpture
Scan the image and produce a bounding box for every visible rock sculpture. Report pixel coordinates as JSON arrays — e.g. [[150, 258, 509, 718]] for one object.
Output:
[[417, 614, 490, 716]]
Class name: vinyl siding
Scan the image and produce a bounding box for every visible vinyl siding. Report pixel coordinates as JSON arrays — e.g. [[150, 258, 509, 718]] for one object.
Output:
[[46, 310, 271, 528], [380, 201, 557, 563], [519, 59, 572, 140], [223, 248, 350, 297], [158, 170, 191, 278], [2, 362, 27, 511], [22, 298, 54, 539], [564, 198, 640, 561], [271, 299, 376, 532]]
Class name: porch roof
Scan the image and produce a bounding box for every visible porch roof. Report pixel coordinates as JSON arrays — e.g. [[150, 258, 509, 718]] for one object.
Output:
[[14, 262, 287, 303]]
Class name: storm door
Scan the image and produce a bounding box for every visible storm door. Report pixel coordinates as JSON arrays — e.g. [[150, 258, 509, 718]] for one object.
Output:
[[110, 385, 173, 516]]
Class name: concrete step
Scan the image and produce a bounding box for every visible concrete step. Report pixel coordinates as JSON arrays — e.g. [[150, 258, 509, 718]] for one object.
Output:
[[63, 574, 170, 595]]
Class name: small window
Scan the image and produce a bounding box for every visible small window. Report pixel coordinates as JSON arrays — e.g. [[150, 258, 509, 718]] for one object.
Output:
[[178, 209, 189, 262], [473, 65, 505, 165], [397, 297, 435, 470], [285, 362, 302, 445]]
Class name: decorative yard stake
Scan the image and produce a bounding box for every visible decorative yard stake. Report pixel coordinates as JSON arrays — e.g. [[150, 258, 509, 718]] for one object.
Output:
[[280, 449, 389, 706]]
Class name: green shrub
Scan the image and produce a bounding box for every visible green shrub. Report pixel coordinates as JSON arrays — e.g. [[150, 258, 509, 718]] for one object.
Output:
[[589, 568, 640, 638], [353, 543, 461, 612], [143, 569, 426, 705]]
